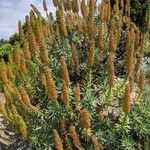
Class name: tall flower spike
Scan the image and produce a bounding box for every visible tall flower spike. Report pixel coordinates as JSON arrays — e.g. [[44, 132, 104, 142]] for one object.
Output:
[[26, 16, 37, 55], [13, 86, 22, 102], [72, 0, 79, 14], [23, 40, 31, 60], [0, 59, 8, 84], [8, 51, 14, 64], [80, 109, 91, 129], [43, 0, 48, 11], [44, 66, 57, 103], [66, 0, 71, 11], [20, 54, 28, 75], [108, 52, 115, 87], [87, 39, 95, 68], [123, 84, 131, 114], [89, 0, 95, 19], [125, 36, 135, 74], [7, 63, 13, 81], [60, 56, 70, 85], [18, 86, 31, 106], [40, 72, 47, 88], [87, 19, 95, 40], [36, 18, 49, 65], [17, 115, 28, 138], [91, 135, 102, 150], [99, 0, 105, 22], [81, 0, 87, 19], [69, 125, 82, 150], [53, 0, 59, 7], [10, 104, 19, 122], [53, 129, 63, 150], [74, 82, 81, 110], [0, 102, 7, 117], [109, 31, 116, 53], [62, 80, 70, 108], [11, 104, 28, 138], [71, 44, 78, 65], [138, 70, 145, 92], [18, 20, 24, 40], [30, 10, 36, 30], [30, 4, 41, 17], [56, 9, 68, 37], [13, 44, 21, 69], [98, 26, 104, 51]]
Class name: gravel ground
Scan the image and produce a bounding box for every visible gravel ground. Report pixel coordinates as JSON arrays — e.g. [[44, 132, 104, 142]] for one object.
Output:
[[0, 93, 33, 150]]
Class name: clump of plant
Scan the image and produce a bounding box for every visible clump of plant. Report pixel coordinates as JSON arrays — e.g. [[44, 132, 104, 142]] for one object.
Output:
[[0, 0, 149, 149]]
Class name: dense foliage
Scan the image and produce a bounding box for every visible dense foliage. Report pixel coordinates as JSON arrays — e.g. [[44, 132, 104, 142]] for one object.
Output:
[[0, 0, 150, 150]]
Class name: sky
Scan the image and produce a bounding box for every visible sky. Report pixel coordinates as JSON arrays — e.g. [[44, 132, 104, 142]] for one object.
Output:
[[0, 0, 55, 40], [0, 0, 102, 40]]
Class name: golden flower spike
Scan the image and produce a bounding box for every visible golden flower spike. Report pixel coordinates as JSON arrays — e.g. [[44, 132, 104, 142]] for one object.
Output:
[[60, 56, 70, 85], [87, 39, 95, 68], [18, 20, 24, 40], [30, 4, 41, 17], [91, 135, 102, 150], [44, 66, 57, 103], [69, 125, 82, 150], [56, 9, 68, 37], [53, 129, 64, 150], [80, 109, 91, 129], [18, 86, 31, 106], [62, 80, 70, 108], [81, 0, 87, 19], [123, 84, 131, 114], [26, 16, 37, 55]]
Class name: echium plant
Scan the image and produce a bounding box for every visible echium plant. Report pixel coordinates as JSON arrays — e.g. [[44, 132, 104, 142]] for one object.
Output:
[[0, 0, 149, 149]]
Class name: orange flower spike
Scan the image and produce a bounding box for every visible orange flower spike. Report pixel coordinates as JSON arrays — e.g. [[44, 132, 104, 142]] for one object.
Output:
[[23, 40, 31, 60], [40, 73, 47, 87], [56, 9, 68, 37], [26, 16, 37, 55], [69, 125, 82, 150], [13, 44, 21, 69], [72, 0, 79, 14], [60, 56, 70, 85], [123, 84, 131, 114], [80, 109, 91, 129], [71, 44, 78, 65], [62, 80, 70, 108], [81, 0, 87, 19], [53, 129, 63, 150], [44, 66, 57, 103], [53, 0, 59, 7], [138, 70, 145, 92], [87, 39, 95, 68], [91, 135, 102, 150], [18, 86, 31, 106], [89, 0, 95, 19]]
